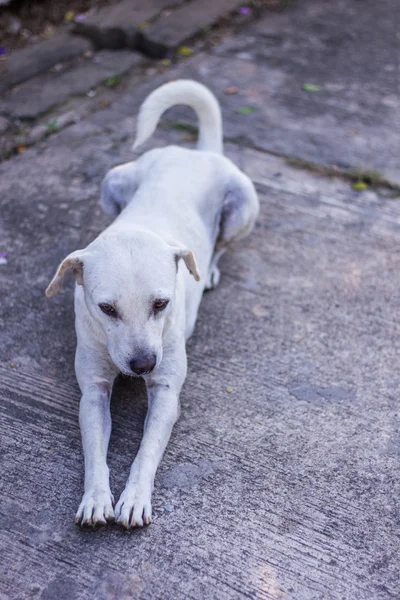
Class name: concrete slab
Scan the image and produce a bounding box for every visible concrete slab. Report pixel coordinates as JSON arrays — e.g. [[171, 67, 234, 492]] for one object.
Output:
[[140, 0, 244, 58], [78, 0, 185, 30], [0, 50, 146, 119], [73, 0, 185, 51], [0, 30, 91, 94], [164, 0, 400, 183]]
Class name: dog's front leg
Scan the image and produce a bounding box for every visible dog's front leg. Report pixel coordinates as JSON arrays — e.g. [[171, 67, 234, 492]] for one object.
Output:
[[75, 344, 118, 527], [115, 351, 186, 528]]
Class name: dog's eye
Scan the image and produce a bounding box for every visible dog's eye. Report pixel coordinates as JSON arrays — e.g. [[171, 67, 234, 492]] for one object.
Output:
[[153, 299, 169, 312], [99, 303, 117, 316]]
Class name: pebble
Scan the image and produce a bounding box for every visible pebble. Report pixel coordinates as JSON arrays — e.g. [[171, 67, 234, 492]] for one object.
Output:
[[55, 111, 79, 128], [29, 124, 47, 144], [0, 116, 10, 134]]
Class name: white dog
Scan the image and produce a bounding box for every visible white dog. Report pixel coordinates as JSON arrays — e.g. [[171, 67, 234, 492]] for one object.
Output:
[[46, 80, 259, 528]]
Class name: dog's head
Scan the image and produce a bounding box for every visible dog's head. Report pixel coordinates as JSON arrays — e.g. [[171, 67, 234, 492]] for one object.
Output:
[[46, 230, 200, 376]]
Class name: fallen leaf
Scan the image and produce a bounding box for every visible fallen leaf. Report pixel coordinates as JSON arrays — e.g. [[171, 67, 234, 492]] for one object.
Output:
[[236, 106, 256, 114], [178, 45, 193, 56], [98, 98, 111, 109], [302, 83, 321, 92], [17, 145, 27, 154], [64, 11, 75, 22], [224, 86, 238, 95], [352, 181, 368, 191], [161, 58, 171, 66], [41, 27, 54, 39], [138, 21, 149, 30]]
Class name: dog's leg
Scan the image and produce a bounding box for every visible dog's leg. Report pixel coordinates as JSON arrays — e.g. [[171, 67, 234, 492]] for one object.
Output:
[[218, 170, 260, 246], [205, 170, 259, 291], [100, 161, 140, 217], [115, 346, 186, 528], [74, 344, 118, 527], [205, 248, 226, 290]]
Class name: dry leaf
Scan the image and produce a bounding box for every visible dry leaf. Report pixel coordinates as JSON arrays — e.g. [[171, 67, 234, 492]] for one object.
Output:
[[98, 98, 111, 109], [178, 46, 193, 56], [352, 181, 368, 191]]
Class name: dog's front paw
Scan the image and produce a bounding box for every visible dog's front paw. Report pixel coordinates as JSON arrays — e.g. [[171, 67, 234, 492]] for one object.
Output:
[[115, 484, 152, 529], [75, 488, 115, 527]]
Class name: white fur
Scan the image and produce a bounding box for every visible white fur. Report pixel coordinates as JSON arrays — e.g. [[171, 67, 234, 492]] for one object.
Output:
[[133, 79, 223, 154], [46, 80, 259, 528]]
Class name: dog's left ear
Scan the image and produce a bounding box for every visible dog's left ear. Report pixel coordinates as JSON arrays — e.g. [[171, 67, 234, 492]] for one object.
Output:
[[174, 247, 201, 282], [46, 249, 86, 297]]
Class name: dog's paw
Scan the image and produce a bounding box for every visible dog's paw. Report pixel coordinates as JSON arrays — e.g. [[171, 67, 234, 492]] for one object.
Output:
[[75, 488, 115, 527], [115, 485, 152, 529], [205, 264, 221, 290]]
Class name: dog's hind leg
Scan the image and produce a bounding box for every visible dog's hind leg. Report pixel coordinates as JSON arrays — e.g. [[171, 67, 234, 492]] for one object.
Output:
[[219, 169, 259, 247], [100, 161, 140, 217], [206, 169, 259, 290], [205, 248, 225, 290]]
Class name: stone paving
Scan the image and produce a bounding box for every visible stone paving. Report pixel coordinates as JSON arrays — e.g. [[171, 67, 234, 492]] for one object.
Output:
[[0, 1, 400, 599], [0, 0, 253, 158]]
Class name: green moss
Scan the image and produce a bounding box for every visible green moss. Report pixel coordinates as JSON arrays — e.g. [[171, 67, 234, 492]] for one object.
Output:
[[168, 122, 199, 136], [104, 73, 121, 88], [46, 120, 59, 133]]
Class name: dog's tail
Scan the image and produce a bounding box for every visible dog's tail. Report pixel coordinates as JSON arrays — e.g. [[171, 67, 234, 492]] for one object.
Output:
[[132, 80, 223, 154]]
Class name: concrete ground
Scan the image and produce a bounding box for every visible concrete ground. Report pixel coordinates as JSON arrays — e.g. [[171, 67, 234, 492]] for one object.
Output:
[[0, 1, 399, 599]]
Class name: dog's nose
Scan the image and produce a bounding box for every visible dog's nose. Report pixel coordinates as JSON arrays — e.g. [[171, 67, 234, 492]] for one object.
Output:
[[129, 353, 157, 375]]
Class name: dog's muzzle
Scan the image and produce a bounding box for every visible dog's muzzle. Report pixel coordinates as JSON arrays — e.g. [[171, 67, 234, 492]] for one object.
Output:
[[129, 353, 157, 376]]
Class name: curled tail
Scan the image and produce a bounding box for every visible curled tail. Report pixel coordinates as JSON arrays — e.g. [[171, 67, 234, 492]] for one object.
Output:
[[133, 79, 223, 154]]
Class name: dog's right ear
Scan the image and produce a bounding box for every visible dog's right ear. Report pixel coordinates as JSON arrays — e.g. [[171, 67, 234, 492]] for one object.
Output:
[[45, 249, 86, 297], [173, 247, 201, 281]]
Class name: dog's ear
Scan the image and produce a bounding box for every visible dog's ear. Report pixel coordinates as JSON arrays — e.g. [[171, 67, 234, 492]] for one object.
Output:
[[46, 249, 86, 297], [173, 247, 201, 282]]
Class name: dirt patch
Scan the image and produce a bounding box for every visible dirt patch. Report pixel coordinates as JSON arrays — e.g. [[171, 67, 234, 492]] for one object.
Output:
[[0, 0, 116, 54]]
